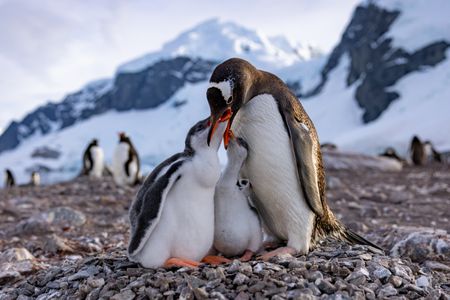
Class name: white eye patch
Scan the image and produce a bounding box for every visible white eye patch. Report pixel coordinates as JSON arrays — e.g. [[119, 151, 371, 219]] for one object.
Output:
[[209, 80, 232, 102]]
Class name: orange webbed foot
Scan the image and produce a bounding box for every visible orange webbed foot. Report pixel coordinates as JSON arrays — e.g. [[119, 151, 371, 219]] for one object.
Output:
[[257, 246, 296, 261], [239, 250, 255, 262], [202, 255, 231, 265], [164, 257, 200, 268]]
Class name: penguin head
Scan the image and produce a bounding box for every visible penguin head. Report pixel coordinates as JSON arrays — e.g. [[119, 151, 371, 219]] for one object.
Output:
[[411, 135, 421, 145], [91, 139, 99, 146], [118, 132, 132, 144], [186, 117, 227, 152], [206, 58, 256, 147]]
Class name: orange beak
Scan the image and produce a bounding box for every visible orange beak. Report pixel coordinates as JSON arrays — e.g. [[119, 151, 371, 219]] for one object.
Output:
[[207, 108, 232, 146], [223, 122, 235, 149]]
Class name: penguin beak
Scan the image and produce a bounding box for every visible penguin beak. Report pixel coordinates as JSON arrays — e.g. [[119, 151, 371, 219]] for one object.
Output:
[[207, 108, 232, 146]]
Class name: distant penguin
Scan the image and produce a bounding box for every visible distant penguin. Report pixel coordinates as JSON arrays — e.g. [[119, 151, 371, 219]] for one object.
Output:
[[410, 136, 426, 166], [128, 118, 227, 268], [321, 143, 338, 151], [423, 141, 442, 163], [214, 137, 263, 261], [82, 139, 105, 178], [4, 169, 15, 188], [112, 133, 141, 186], [30, 171, 40, 186], [380, 147, 405, 163]]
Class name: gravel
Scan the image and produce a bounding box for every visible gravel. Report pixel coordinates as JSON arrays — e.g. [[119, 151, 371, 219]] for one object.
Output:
[[0, 163, 449, 298]]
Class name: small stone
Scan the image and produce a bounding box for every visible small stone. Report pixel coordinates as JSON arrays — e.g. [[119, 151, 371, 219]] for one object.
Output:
[[359, 253, 372, 261], [392, 265, 411, 281], [287, 288, 314, 299], [233, 273, 249, 285], [227, 260, 241, 273], [239, 263, 253, 275], [210, 291, 227, 300], [68, 270, 90, 281], [145, 287, 160, 299], [377, 284, 397, 298], [345, 267, 369, 282], [372, 265, 391, 283], [87, 277, 105, 288], [0, 270, 21, 284], [306, 270, 323, 282], [315, 279, 337, 294], [415, 275, 429, 288], [46, 281, 60, 289], [389, 275, 403, 288], [248, 281, 265, 293], [205, 267, 226, 281], [349, 275, 366, 286], [401, 283, 426, 295], [235, 291, 250, 300], [424, 261, 450, 272], [111, 289, 136, 300], [253, 263, 264, 274], [0, 248, 35, 263], [193, 287, 208, 300]]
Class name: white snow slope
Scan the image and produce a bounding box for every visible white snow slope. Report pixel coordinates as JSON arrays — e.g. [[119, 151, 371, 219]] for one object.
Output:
[[1, 1, 450, 186], [118, 18, 321, 73]]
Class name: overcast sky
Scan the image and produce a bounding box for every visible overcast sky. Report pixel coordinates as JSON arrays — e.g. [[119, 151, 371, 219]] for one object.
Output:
[[0, 0, 359, 132]]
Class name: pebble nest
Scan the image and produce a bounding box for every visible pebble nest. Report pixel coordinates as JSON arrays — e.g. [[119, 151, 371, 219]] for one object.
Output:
[[0, 162, 449, 299]]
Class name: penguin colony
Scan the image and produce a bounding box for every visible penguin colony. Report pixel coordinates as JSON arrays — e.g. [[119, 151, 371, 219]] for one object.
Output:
[[2, 131, 142, 188], [2, 58, 445, 268]]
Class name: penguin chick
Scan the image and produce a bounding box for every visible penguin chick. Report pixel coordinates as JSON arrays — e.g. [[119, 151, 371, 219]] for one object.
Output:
[[128, 118, 227, 268], [214, 137, 263, 260]]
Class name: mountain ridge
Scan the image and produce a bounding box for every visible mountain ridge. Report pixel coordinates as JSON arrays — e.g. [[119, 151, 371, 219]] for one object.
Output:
[[1, 1, 449, 185]]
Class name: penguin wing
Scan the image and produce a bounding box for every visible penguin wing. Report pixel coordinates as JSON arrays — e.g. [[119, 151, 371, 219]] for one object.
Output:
[[280, 109, 324, 217], [128, 158, 185, 256]]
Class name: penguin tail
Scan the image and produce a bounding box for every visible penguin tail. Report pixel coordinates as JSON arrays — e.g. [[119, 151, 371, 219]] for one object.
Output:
[[341, 226, 384, 255]]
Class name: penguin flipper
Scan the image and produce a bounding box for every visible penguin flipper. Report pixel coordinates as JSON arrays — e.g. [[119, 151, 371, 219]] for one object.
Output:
[[128, 160, 184, 257], [282, 113, 324, 217]]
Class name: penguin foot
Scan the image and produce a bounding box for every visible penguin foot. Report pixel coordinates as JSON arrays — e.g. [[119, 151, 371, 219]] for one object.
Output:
[[257, 246, 296, 261], [263, 241, 283, 250], [202, 255, 231, 265], [164, 257, 200, 268], [239, 250, 254, 262]]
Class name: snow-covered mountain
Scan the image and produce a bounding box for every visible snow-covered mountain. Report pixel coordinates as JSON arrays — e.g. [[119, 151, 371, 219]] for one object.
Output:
[[119, 18, 321, 73], [1, 1, 449, 185]]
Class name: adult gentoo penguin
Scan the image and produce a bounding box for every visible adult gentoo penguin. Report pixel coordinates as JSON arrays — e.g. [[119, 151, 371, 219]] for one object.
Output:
[[4, 169, 15, 188], [206, 58, 381, 258], [410, 135, 426, 166], [128, 118, 227, 268], [81, 139, 104, 178], [214, 136, 263, 261], [112, 132, 141, 186], [30, 172, 40, 186]]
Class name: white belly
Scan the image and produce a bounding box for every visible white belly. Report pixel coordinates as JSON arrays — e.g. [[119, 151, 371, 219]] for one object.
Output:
[[90, 147, 104, 178], [133, 153, 221, 268], [232, 94, 314, 252], [214, 184, 263, 256], [112, 143, 136, 185]]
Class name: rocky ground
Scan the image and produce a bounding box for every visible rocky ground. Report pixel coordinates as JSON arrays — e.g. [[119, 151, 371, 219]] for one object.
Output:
[[0, 159, 449, 299]]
